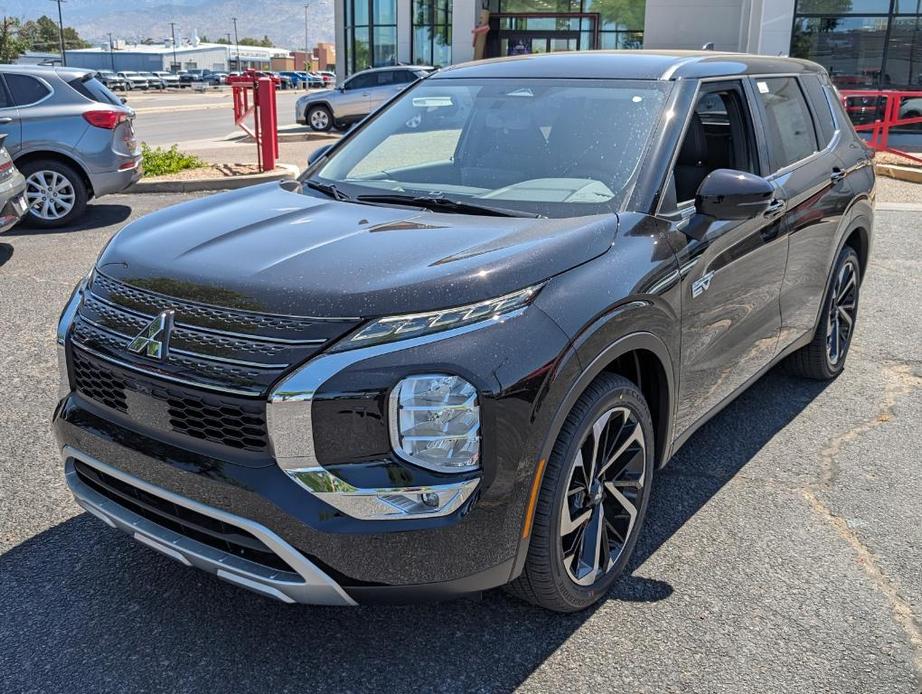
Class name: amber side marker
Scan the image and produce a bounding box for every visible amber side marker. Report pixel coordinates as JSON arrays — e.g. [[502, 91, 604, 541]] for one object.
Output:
[[521, 458, 548, 539]]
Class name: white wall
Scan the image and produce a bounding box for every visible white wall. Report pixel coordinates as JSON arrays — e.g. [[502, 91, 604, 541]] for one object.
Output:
[[452, 0, 479, 65]]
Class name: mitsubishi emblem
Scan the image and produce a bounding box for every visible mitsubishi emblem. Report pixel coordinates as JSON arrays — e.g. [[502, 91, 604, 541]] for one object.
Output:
[[127, 310, 174, 360]]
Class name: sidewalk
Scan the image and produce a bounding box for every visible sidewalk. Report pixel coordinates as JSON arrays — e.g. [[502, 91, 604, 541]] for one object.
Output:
[[176, 134, 337, 174]]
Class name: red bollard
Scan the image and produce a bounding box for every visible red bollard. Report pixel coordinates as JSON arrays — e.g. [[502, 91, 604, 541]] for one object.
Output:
[[256, 77, 278, 172]]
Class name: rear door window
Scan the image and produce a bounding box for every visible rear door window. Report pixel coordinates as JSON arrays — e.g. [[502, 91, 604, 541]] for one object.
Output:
[[4, 73, 52, 106], [345, 73, 375, 90], [753, 77, 819, 172]]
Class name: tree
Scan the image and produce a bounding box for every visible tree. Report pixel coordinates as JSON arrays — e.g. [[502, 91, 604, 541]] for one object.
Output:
[[238, 35, 274, 48], [18, 15, 90, 52], [0, 16, 28, 63]]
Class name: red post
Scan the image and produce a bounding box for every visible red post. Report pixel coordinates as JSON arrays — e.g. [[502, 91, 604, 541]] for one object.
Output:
[[256, 77, 278, 172]]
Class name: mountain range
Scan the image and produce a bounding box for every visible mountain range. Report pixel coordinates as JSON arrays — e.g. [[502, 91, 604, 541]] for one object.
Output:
[[4, 0, 335, 52]]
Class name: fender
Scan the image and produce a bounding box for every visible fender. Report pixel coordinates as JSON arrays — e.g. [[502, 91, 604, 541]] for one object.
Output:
[[508, 326, 677, 582]]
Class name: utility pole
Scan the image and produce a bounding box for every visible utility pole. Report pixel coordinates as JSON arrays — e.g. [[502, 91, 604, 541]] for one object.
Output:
[[232, 17, 240, 70], [303, 3, 310, 71], [49, 0, 67, 66], [107, 32, 114, 70], [169, 22, 178, 72]]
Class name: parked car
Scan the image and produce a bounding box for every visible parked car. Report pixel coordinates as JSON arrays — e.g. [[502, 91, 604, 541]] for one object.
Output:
[[318, 70, 336, 87], [227, 70, 281, 88], [0, 65, 141, 227], [209, 71, 228, 85], [0, 134, 27, 232], [266, 71, 291, 89], [117, 71, 149, 90], [96, 70, 129, 92], [279, 71, 306, 88], [53, 52, 874, 610], [152, 71, 181, 88], [139, 72, 166, 90], [179, 69, 220, 87], [296, 65, 434, 131], [304, 72, 325, 88]]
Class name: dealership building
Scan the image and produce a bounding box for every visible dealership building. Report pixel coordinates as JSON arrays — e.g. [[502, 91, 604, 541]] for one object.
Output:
[[334, 0, 922, 91]]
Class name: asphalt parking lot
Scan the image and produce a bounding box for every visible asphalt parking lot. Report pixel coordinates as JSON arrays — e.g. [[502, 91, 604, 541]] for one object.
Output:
[[0, 193, 920, 693]]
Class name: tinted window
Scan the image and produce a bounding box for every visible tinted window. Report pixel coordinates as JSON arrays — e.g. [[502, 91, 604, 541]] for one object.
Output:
[[346, 73, 375, 90], [755, 77, 818, 171], [0, 81, 11, 109], [392, 70, 418, 84], [5, 73, 52, 106], [800, 74, 837, 147], [68, 76, 121, 106], [376, 70, 397, 85]]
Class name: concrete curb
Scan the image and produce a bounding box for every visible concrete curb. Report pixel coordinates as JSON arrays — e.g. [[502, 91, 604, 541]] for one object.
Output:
[[127, 163, 300, 193], [875, 163, 922, 184], [228, 130, 341, 144]]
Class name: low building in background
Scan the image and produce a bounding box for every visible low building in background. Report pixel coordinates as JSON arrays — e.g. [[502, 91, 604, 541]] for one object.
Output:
[[333, 0, 922, 94], [63, 40, 291, 73]]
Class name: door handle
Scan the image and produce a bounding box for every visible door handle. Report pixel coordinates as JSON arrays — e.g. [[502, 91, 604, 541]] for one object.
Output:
[[763, 198, 786, 218], [0, 117, 12, 124], [831, 167, 847, 184]]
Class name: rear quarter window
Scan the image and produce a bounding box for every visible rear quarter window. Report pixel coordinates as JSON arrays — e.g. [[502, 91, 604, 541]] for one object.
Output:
[[68, 76, 121, 106], [4, 73, 52, 106], [800, 74, 837, 148]]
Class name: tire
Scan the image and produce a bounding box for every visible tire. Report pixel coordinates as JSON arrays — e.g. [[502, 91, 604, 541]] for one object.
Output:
[[19, 159, 88, 229], [784, 246, 860, 380], [506, 373, 655, 612], [307, 104, 333, 132]]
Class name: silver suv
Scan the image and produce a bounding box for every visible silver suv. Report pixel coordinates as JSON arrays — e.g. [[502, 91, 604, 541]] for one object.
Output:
[[296, 65, 433, 132], [0, 66, 141, 227]]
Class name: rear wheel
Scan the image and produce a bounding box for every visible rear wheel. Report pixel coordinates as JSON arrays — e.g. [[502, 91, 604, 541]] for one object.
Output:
[[784, 246, 860, 380], [308, 105, 333, 132], [506, 373, 654, 612], [19, 159, 88, 228]]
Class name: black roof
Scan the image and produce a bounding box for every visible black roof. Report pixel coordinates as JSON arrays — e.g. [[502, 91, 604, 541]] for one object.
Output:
[[435, 50, 825, 81]]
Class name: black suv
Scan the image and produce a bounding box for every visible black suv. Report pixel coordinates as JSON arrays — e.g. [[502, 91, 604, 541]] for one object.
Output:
[[54, 51, 874, 612]]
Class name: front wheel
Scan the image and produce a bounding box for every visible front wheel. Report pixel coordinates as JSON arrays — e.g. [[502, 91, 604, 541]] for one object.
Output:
[[784, 246, 860, 380], [307, 105, 333, 132], [507, 373, 654, 612]]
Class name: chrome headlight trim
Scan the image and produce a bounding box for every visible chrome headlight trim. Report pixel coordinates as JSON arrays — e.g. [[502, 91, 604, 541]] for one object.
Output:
[[56, 274, 89, 399]]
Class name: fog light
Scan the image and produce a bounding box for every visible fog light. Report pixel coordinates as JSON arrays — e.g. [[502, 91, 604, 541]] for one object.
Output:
[[420, 492, 440, 507], [389, 374, 480, 473]]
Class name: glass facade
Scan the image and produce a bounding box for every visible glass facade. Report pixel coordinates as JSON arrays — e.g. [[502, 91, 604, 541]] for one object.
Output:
[[488, 0, 645, 56], [344, 0, 398, 74], [791, 0, 922, 90], [412, 0, 453, 67]]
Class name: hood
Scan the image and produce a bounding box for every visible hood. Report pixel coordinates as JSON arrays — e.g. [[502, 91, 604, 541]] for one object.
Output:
[[97, 182, 617, 318], [302, 89, 335, 101]]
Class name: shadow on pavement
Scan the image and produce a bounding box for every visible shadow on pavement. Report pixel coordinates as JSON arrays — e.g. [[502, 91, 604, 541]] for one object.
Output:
[[0, 369, 828, 693], [0, 243, 12, 268], [5, 204, 132, 236]]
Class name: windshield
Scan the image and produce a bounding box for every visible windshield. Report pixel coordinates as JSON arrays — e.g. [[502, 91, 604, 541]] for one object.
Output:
[[310, 77, 670, 218]]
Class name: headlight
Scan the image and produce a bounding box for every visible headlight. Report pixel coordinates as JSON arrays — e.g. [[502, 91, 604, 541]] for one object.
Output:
[[337, 284, 542, 350], [389, 374, 480, 473]]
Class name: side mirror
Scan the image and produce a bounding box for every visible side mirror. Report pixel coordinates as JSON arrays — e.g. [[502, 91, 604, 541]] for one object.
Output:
[[337, 85, 345, 92], [307, 143, 333, 167], [695, 169, 774, 220]]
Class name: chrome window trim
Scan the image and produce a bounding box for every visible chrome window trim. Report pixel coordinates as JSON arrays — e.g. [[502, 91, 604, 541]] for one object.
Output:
[[63, 446, 356, 605]]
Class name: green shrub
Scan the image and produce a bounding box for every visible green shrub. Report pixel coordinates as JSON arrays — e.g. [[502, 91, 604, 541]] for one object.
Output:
[[141, 143, 205, 177]]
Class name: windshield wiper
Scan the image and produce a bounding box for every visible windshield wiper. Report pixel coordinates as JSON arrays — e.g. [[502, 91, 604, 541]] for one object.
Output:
[[356, 193, 542, 218], [304, 179, 353, 201]]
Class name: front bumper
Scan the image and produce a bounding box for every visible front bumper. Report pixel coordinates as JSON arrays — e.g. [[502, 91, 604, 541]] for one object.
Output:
[[64, 447, 356, 605]]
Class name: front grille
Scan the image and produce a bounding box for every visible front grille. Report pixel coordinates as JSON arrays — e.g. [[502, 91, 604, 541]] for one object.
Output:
[[71, 349, 270, 452], [73, 459, 294, 573], [71, 271, 362, 396]]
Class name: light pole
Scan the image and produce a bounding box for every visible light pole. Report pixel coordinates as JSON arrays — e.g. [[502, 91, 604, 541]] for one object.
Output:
[[169, 22, 178, 72], [49, 0, 67, 66], [107, 32, 114, 70], [232, 17, 240, 70], [303, 3, 310, 71]]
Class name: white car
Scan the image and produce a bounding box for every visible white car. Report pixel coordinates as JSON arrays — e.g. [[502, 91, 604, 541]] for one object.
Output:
[[153, 71, 181, 88], [117, 71, 149, 90]]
